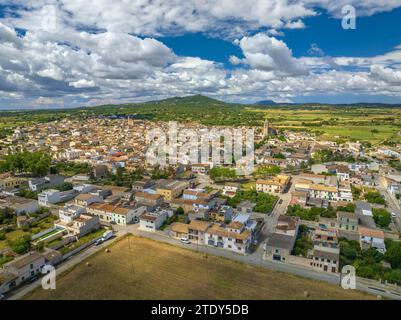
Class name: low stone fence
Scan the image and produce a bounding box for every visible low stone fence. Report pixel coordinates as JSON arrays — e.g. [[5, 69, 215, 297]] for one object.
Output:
[[31, 226, 57, 241], [287, 254, 311, 268], [62, 235, 104, 260], [17, 212, 51, 228]]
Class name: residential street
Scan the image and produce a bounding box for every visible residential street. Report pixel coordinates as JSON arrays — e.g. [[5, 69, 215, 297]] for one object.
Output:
[[6, 230, 125, 300], [5, 221, 401, 301]]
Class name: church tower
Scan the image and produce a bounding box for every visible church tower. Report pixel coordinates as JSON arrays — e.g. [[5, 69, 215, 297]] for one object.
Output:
[[263, 120, 269, 137]]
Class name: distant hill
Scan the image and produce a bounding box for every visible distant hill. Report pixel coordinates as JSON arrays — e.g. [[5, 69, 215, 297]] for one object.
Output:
[[141, 94, 236, 108], [254, 100, 278, 106]]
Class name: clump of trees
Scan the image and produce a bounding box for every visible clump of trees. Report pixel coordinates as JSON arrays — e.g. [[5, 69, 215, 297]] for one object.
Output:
[[313, 150, 355, 163], [227, 190, 278, 214], [292, 225, 313, 257], [0, 151, 51, 177], [372, 208, 391, 228], [0, 207, 15, 225], [209, 167, 237, 181], [286, 205, 337, 221], [364, 191, 386, 205], [253, 165, 281, 178], [51, 162, 91, 175], [340, 238, 401, 285], [8, 235, 32, 255]]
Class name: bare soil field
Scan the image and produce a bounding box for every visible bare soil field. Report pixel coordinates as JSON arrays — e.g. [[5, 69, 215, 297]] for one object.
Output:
[[25, 235, 373, 300]]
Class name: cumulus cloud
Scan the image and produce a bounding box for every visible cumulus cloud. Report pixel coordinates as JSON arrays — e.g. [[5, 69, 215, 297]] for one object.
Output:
[[370, 65, 401, 84], [230, 33, 309, 76], [0, 21, 176, 100], [0, 1, 401, 107]]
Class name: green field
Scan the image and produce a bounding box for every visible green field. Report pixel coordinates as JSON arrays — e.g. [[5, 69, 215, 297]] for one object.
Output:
[[250, 107, 401, 143], [1, 95, 400, 143]]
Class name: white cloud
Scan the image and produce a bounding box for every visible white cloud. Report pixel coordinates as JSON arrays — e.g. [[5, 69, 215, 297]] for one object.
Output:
[[1, 1, 401, 106], [230, 33, 309, 76], [370, 65, 401, 84]]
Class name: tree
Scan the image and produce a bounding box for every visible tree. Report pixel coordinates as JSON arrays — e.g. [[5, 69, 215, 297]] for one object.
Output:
[[35, 241, 45, 253], [0, 151, 51, 177], [364, 192, 386, 205], [372, 208, 391, 228], [384, 241, 401, 269], [253, 165, 281, 178], [383, 269, 401, 285], [9, 235, 31, 255], [176, 207, 184, 215]]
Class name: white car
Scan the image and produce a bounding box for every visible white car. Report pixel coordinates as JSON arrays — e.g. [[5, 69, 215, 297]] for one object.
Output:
[[0, 294, 5, 300], [180, 237, 191, 244], [391, 212, 397, 218]]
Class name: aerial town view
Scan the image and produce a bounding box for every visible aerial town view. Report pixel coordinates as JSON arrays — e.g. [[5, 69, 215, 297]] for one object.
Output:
[[0, 0, 401, 312]]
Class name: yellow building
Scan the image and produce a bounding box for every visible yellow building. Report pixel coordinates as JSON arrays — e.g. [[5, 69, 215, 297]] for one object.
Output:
[[0, 175, 27, 190], [256, 175, 291, 194], [156, 180, 189, 201]]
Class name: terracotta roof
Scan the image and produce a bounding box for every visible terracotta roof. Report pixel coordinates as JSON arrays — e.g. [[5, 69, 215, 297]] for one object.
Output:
[[358, 227, 385, 239], [188, 220, 211, 232], [206, 223, 251, 241], [75, 194, 95, 201], [135, 192, 162, 200], [228, 221, 243, 230], [170, 222, 189, 234]]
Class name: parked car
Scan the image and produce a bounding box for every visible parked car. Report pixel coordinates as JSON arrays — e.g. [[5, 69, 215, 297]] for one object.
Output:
[[95, 239, 104, 246], [0, 294, 5, 300], [180, 237, 191, 244], [391, 212, 397, 218], [102, 230, 113, 241], [27, 275, 39, 284]]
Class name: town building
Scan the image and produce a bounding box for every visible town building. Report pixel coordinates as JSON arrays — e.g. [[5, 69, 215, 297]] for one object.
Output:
[[139, 210, 168, 232], [309, 246, 340, 273], [358, 227, 386, 253], [0, 194, 39, 215], [256, 175, 291, 194]]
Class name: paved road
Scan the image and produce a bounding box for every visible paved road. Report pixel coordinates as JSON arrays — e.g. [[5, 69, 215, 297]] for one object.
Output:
[[6, 230, 125, 300], [6, 207, 401, 300], [375, 175, 401, 231]]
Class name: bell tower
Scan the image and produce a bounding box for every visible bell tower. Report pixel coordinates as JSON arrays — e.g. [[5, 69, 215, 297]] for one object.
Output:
[[263, 120, 269, 137]]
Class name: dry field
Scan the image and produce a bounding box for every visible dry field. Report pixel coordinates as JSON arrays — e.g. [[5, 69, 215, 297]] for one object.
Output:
[[25, 235, 373, 300]]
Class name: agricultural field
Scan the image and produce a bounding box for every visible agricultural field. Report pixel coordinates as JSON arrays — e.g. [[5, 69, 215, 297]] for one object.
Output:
[[249, 107, 401, 143], [24, 235, 372, 300]]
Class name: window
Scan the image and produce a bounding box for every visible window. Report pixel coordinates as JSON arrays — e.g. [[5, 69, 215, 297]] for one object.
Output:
[[30, 264, 33, 269]]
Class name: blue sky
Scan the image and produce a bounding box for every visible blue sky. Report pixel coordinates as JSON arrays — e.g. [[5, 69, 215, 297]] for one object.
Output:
[[0, 1, 401, 108], [160, 8, 401, 63]]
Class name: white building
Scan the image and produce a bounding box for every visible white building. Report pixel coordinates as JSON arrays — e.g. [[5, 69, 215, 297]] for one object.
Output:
[[222, 183, 240, 197], [0, 195, 39, 215], [38, 189, 61, 206], [139, 210, 168, 232], [204, 221, 252, 254], [358, 227, 386, 253], [38, 189, 77, 206], [58, 204, 86, 223], [55, 214, 100, 237], [2, 252, 45, 292]]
